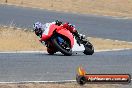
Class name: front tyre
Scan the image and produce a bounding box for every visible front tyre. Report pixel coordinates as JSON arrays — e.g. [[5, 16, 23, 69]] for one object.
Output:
[[52, 36, 72, 56], [83, 42, 94, 55]]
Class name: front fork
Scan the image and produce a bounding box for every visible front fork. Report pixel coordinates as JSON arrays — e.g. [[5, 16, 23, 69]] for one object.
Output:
[[76, 36, 93, 49], [75, 36, 88, 45]]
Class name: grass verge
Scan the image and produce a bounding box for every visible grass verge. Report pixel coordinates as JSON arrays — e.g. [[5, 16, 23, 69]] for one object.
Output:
[[0, 26, 132, 51]]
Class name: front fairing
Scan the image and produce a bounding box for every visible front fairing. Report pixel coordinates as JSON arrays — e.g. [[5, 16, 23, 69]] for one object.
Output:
[[56, 28, 74, 48]]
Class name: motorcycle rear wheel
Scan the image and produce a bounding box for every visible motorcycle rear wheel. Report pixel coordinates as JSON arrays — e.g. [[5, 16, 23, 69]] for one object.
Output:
[[47, 48, 55, 55]]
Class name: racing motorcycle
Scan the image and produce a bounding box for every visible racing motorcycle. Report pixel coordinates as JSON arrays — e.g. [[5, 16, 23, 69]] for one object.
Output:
[[42, 23, 94, 56]]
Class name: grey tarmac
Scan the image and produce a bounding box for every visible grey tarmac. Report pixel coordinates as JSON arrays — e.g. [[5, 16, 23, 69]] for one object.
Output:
[[0, 50, 131, 82]]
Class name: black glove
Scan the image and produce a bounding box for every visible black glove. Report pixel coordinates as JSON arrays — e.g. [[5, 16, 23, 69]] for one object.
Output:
[[68, 24, 75, 28], [55, 20, 62, 26]]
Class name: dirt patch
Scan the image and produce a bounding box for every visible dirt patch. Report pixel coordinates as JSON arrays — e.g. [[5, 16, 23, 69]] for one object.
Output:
[[0, 83, 130, 88], [1, 0, 132, 17], [0, 26, 132, 51]]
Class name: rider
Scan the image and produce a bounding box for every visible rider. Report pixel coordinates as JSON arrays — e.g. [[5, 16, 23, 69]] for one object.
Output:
[[33, 20, 85, 43]]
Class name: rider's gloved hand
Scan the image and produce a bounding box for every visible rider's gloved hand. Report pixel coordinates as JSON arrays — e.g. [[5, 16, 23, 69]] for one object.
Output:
[[68, 24, 75, 28], [55, 20, 62, 26]]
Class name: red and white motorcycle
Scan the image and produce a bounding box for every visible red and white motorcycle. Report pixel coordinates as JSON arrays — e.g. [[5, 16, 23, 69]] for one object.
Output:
[[40, 23, 94, 56]]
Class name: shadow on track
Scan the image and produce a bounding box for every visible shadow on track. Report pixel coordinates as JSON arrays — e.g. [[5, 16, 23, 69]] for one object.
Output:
[[33, 51, 87, 57]]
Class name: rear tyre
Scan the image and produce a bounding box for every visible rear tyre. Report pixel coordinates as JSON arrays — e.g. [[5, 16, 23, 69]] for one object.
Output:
[[52, 37, 72, 56], [47, 48, 55, 55]]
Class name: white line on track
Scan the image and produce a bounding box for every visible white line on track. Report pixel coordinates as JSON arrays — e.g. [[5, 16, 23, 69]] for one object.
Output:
[[95, 48, 132, 52], [0, 79, 131, 84], [0, 51, 47, 53], [0, 48, 131, 54]]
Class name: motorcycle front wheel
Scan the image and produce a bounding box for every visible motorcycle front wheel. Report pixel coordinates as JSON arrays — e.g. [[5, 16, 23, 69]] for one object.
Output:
[[83, 41, 94, 55]]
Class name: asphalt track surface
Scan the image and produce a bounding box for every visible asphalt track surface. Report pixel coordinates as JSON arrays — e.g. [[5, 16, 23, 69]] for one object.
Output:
[[0, 50, 132, 82], [0, 4, 132, 82]]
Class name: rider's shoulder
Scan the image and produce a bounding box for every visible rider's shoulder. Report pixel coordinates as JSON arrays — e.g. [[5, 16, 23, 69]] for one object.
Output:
[[51, 21, 56, 24], [45, 21, 56, 25]]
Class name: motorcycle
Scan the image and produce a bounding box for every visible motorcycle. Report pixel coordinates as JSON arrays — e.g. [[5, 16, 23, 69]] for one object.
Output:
[[42, 23, 94, 56]]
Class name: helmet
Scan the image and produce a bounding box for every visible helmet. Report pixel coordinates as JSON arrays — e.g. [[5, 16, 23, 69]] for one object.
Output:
[[33, 22, 43, 37]]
